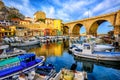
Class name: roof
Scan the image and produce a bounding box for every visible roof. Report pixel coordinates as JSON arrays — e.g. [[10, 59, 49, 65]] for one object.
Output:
[[11, 18, 21, 21], [20, 20, 30, 22], [18, 53, 35, 61], [0, 57, 20, 67]]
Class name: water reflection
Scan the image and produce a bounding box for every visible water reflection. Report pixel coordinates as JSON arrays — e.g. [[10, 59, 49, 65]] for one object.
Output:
[[28, 41, 69, 58], [25, 40, 120, 80], [74, 57, 120, 70], [81, 61, 94, 73]]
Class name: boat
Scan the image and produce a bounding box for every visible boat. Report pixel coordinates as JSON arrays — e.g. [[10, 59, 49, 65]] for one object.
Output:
[[0, 53, 45, 79], [35, 63, 56, 80], [73, 43, 120, 62], [69, 42, 115, 52], [49, 68, 87, 80], [0, 44, 9, 50], [0, 44, 9, 54], [0, 44, 26, 58], [68, 45, 78, 53], [10, 37, 40, 47]]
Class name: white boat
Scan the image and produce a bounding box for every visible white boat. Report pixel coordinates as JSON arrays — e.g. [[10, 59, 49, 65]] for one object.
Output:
[[94, 44, 114, 51], [70, 42, 114, 52], [0, 44, 9, 55], [0, 43, 26, 58], [0, 44, 9, 50], [49, 68, 87, 80], [3, 37, 12, 44], [10, 37, 40, 47], [73, 44, 120, 62]]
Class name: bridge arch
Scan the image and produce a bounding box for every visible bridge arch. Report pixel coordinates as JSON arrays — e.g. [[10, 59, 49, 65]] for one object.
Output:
[[63, 26, 69, 35], [89, 20, 114, 36], [72, 23, 86, 36]]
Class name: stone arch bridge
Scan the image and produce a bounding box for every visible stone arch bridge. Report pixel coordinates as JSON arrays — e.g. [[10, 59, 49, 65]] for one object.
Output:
[[63, 10, 120, 37]]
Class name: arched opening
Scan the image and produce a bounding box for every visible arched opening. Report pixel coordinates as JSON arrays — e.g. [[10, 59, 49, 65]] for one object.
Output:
[[63, 26, 69, 35], [89, 20, 114, 37], [72, 24, 86, 36], [80, 26, 86, 37]]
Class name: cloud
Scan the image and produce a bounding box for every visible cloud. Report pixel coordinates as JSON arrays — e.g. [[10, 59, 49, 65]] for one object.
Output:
[[3, 0, 120, 22], [82, 10, 93, 18], [41, 6, 55, 18], [41, 6, 70, 22], [92, 0, 120, 15]]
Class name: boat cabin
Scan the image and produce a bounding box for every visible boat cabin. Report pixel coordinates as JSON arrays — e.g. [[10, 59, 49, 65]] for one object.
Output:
[[18, 53, 36, 66], [83, 43, 91, 50], [0, 57, 20, 71], [82, 43, 93, 54]]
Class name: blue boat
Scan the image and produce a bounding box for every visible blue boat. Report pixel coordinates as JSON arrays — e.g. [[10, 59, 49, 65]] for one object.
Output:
[[0, 53, 45, 79], [35, 63, 56, 80]]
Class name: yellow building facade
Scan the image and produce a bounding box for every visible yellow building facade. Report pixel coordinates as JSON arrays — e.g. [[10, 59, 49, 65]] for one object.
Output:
[[54, 19, 62, 35], [34, 11, 46, 21], [0, 26, 16, 38], [20, 20, 30, 25], [17, 11, 63, 36]]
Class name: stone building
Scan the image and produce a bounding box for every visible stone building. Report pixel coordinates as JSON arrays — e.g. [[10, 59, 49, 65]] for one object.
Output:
[[34, 11, 46, 22]]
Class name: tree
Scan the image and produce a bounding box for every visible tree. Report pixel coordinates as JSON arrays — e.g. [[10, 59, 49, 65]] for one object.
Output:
[[7, 14, 19, 19], [36, 18, 45, 23]]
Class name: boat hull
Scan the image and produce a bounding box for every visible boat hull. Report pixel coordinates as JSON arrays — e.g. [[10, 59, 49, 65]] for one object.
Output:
[[10, 41, 40, 47], [73, 52, 120, 62], [0, 55, 45, 80]]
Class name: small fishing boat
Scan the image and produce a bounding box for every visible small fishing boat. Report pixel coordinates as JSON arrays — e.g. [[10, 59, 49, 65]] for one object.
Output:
[[73, 43, 120, 62], [0, 44, 9, 50], [0, 44, 26, 58], [69, 42, 114, 52], [49, 68, 87, 80], [10, 37, 40, 47], [35, 63, 56, 80], [0, 53, 45, 80]]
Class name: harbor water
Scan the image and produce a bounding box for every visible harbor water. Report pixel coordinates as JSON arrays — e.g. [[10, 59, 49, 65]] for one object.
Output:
[[19, 40, 120, 80]]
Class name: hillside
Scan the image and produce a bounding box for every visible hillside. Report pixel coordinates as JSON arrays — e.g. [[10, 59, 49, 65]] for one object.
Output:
[[0, 1, 24, 20]]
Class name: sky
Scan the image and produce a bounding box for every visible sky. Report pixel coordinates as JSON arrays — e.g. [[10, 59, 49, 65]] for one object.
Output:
[[2, 0, 120, 34]]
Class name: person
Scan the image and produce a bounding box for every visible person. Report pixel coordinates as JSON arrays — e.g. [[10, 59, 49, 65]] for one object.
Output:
[[70, 62, 77, 72], [19, 73, 27, 80], [113, 35, 119, 49]]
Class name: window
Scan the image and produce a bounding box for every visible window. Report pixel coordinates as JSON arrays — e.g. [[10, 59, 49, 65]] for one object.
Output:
[[32, 56, 35, 61], [26, 58, 31, 62]]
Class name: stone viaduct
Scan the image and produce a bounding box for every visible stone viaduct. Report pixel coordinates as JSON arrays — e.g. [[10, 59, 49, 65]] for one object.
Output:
[[63, 10, 120, 37]]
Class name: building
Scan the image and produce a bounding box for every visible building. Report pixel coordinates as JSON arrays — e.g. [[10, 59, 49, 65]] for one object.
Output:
[[20, 20, 30, 25], [0, 25, 16, 38], [15, 26, 28, 37], [11, 18, 21, 25], [24, 17, 33, 23], [15, 11, 63, 36], [34, 11, 46, 22], [0, 20, 12, 26], [54, 19, 62, 35]]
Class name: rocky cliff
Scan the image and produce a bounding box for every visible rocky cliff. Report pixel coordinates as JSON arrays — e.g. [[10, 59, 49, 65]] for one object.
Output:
[[0, 1, 25, 20]]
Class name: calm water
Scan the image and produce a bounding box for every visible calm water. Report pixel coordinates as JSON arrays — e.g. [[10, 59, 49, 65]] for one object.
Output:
[[22, 40, 120, 80]]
